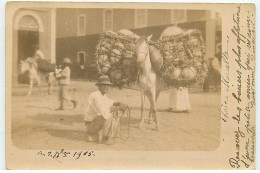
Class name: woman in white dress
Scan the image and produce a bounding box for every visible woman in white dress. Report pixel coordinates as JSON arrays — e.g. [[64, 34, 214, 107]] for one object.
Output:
[[168, 85, 191, 113]]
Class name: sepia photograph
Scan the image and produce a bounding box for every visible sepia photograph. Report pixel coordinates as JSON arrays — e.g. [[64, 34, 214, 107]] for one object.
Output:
[[5, 2, 255, 170], [11, 7, 221, 150]]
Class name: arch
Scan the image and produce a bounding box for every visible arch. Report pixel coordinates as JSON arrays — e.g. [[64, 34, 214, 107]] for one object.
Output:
[[14, 10, 44, 32]]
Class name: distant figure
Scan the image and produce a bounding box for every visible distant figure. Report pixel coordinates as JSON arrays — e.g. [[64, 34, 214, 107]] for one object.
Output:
[[33, 45, 45, 60], [202, 60, 210, 93], [203, 73, 210, 93], [84, 75, 128, 144], [212, 47, 222, 91], [55, 58, 78, 110], [79, 64, 85, 78], [212, 46, 222, 74]]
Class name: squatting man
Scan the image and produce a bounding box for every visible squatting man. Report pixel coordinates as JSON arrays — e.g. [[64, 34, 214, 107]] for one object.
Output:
[[84, 75, 128, 144]]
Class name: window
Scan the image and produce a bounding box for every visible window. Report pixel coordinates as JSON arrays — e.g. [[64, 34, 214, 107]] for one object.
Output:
[[135, 9, 147, 28], [78, 14, 86, 36], [77, 51, 86, 65], [103, 9, 113, 31], [171, 10, 187, 24]]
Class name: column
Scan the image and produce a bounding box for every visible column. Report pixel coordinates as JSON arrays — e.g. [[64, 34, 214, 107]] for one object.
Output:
[[12, 29, 18, 85], [205, 11, 216, 59], [50, 8, 56, 63]]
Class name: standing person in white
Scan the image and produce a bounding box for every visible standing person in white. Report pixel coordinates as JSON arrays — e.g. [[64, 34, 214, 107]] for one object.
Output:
[[168, 86, 191, 113], [56, 58, 78, 110]]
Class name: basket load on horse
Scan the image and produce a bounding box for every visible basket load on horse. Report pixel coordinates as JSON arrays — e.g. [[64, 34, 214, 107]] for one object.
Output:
[[149, 26, 207, 87], [96, 30, 144, 88], [37, 58, 56, 73]]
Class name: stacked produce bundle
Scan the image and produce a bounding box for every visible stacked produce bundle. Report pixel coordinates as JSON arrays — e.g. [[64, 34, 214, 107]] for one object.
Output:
[[151, 26, 207, 87], [37, 59, 56, 72], [96, 30, 139, 87]]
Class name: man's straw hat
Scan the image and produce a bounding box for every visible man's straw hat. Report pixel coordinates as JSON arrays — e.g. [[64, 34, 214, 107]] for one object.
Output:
[[63, 58, 72, 64], [95, 75, 113, 86]]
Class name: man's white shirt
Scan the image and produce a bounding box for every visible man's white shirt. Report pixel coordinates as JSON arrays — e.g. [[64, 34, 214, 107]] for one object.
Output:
[[84, 90, 114, 122]]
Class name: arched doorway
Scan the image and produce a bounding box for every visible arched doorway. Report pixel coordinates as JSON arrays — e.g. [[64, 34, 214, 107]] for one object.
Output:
[[18, 15, 39, 62], [18, 15, 39, 83], [13, 10, 44, 84]]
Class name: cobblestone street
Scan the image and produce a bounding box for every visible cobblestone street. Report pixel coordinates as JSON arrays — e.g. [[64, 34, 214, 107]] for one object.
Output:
[[11, 80, 221, 151]]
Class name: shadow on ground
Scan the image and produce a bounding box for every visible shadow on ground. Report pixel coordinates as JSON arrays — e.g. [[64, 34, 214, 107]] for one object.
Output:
[[46, 128, 88, 142], [28, 113, 84, 125]]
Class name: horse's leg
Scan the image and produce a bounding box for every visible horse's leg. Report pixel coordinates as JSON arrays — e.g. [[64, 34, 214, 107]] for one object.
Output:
[[147, 88, 159, 130], [155, 90, 161, 102], [36, 75, 43, 95], [148, 91, 157, 124], [26, 79, 33, 96], [48, 83, 52, 95], [47, 73, 53, 95], [148, 108, 152, 124], [145, 91, 153, 125], [138, 90, 145, 128]]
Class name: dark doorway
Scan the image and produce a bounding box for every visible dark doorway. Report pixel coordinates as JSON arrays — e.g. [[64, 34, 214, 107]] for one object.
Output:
[[78, 52, 85, 65], [18, 30, 39, 83], [18, 30, 39, 61]]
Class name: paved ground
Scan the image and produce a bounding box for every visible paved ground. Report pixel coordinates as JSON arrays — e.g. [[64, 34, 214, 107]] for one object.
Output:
[[11, 80, 221, 151]]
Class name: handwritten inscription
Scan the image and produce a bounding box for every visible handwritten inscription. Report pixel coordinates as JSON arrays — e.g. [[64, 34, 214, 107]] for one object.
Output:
[[37, 149, 95, 163], [221, 35, 230, 93], [231, 5, 246, 45], [221, 36, 230, 123], [229, 127, 245, 168], [228, 4, 255, 169]]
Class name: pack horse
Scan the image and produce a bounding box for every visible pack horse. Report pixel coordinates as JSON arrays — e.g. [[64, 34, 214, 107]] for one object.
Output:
[[136, 35, 159, 130], [96, 30, 160, 130], [19, 57, 56, 96]]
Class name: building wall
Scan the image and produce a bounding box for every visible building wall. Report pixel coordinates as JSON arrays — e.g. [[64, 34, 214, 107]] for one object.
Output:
[[186, 10, 206, 22], [83, 9, 103, 35], [147, 9, 171, 27], [56, 9, 78, 38], [113, 9, 135, 31], [56, 34, 100, 78], [55, 9, 221, 79]]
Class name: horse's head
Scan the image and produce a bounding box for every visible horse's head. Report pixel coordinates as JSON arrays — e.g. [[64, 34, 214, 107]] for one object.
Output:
[[135, 35, 152, 63], [19, 59, 31, 74]]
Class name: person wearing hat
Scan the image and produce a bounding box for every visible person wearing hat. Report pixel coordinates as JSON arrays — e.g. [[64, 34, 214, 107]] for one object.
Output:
[[56, 58, 77, 110], [84, 75, 128, 144]]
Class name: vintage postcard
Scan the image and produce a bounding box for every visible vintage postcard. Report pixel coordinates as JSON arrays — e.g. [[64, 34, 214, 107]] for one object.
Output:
[[5, 2, 255, 170]]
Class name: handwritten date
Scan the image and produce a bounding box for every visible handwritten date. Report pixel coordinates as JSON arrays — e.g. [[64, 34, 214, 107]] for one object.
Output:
[[37, 149, 95, 161]]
